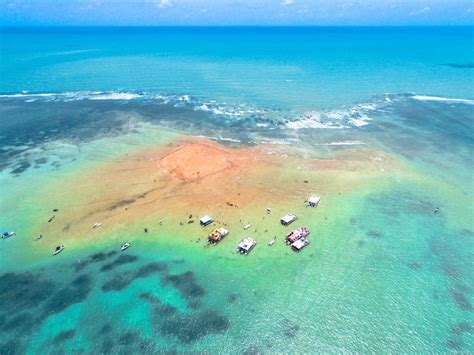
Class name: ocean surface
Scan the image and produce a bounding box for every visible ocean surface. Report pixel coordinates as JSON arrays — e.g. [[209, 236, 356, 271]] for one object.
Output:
[[0, 26, 473, 353]]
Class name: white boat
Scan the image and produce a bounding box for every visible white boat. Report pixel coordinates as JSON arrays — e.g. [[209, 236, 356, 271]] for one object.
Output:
[[280, 213, 297, 226], [121, 242, 131, 251], [92, 222, 102, 229], [199, 215, 214, 226], [2, 231, 16, 239], [243, 224, 251, 230], [307, 195, 321, 207], [291, 238, 310, 252], [237, 237, 257, 255], [268, 239, 276, 246], [53, 245, 65, 256]]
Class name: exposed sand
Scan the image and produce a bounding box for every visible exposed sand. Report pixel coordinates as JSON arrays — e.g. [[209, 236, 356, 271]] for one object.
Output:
[[33, 137, 406, 248]]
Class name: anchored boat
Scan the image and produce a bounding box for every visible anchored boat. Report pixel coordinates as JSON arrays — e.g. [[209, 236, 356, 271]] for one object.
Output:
[[92, 222, 102, 229], [286, 227, 310, 245], [2, 231, 16, 239], [280, 213, 297, 226], [208, 227, 229, 244], [237, 237, 257, 255], [121, 242, 131, 251], [307, 195, 321, 207], [200, 215, 214, 226], [291, 238, 310, 252], [53, 245, 65, 256]]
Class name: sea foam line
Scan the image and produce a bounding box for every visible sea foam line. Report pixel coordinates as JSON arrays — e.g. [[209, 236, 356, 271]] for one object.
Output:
[[411, 95, 474, 105]]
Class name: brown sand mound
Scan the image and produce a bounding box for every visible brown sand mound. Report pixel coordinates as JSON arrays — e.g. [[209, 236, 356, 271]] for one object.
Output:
[[37, 137, 401, 244], [159, 140, 249, 182]]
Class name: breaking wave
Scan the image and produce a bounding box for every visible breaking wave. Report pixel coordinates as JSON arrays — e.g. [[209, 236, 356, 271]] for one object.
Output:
[[1, 91, 473, 132], [411, 95, 474, 105]]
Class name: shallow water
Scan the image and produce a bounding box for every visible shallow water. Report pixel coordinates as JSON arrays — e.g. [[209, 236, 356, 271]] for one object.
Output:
[[0, 27, 473, 353]]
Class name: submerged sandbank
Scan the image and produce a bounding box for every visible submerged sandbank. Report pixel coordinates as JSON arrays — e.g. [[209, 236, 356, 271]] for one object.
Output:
[[27, 137, 407, 255]]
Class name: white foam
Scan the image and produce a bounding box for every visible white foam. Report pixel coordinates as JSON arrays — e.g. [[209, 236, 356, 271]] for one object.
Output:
[[88, 92, 142, 100], [319, 141, 366, 146], [286, 111, 347, 129], [0, 91, 142, 101], [412, 95, 474, 105]]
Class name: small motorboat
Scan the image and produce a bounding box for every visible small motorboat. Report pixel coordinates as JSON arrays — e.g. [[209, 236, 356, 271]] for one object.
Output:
[[53, 245, 65, 256], [268, 239, 276, 246], [243, 224, 251, 230], [121, 242, 131, 251], [2, 231, 16, 239], [92, 222, 102, 229]]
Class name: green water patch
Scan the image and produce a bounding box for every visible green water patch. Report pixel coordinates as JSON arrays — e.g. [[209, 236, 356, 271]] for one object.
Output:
[[0, 243, 233, 353]]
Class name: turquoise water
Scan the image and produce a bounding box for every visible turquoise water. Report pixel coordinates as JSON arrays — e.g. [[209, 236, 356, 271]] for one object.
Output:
[[1, 27, 473, 108], [0, 27, 473, 353]]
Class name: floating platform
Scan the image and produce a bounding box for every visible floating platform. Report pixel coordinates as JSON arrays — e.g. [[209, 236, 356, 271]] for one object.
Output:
[[286, 227, 310, 245], [308, 195, 321, 207], [291, 238, 310, 252], [280, 213, 297, 226], [208, 227, 229, 244], [237, 237, 257, 255], [200, 215, 214, 226]]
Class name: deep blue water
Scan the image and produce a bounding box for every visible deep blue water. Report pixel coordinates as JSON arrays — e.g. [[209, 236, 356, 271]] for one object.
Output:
[[1, 26, 473, 109]]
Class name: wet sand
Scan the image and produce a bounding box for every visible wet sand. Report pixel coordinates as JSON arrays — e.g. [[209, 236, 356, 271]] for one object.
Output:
[[30, 137, 406, 253]]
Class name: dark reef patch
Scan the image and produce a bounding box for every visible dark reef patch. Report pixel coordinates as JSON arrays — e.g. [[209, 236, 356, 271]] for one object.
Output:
[[0, 339, 23, 355], [228, 293, 240, 303], [53, 329, 76, 344], [162, 271, 206, 300], [449, 285, 472, 311], [408, 262, 422, 271], [100, 323, 113, 335], [118, 331, 140, 346], [441, 263, 461, 280], [187, 300, 202, 309], [34, 157, 48, 165], [140, 291, 229, 344], [11, 161, 31, 175], [451, 321, 473, 336], [101, 274, 133, 292], [282, 319, 300, 337], [43, 274, 93, 316], [101, 263, 167, 292], [91, 251, 117, 263], [157, 310, 229, 344], [74, 251, 118, 272], [100, 254, 138, 272], [0, 272, 55, 310], [140, 292, 178, 317], [367, 230, 382, 239], [447, 339, 461, 350], [459, 229, 474, 238], [0, 313, 35, 335], [134, 262, 167, 278], [101, 338, 114, 354], [73, 260, 89, 273]]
